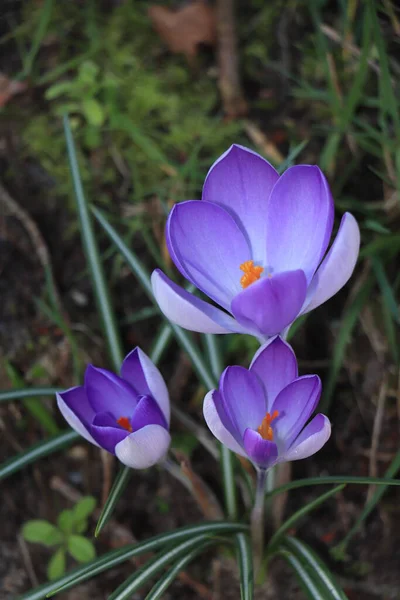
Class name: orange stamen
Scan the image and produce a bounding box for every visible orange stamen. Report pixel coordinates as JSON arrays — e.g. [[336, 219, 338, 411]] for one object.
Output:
[[257, 410, 279, 441], [117, 416, 133, 432], [240, 260, 264, 288]]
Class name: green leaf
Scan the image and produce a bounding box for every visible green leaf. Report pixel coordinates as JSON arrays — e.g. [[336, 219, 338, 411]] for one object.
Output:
[[57, 510, 75, 535], [68, 535, 96, 563], [21, 0, 53, 78], [47, 549, 66, 581], [235, 533, 254, 600], [73, 496, 97, 522], [0, 387, 62, 404], [82, 98, 105, 127], [95, 465, 132, 537], [20, 522, 246, 600], [145, 540, 217, 600], [0, 430, 78, 480], [22, 520, 63, 547], [64, 115, 124, 372], [267, 485, 345, 554], [279, 536, 348, 600]]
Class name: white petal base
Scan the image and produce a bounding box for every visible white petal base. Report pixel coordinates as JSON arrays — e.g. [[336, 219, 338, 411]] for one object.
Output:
[[115, 424, 171, 469]]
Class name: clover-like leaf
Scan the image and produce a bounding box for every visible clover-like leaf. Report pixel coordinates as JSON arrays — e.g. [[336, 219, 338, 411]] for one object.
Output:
[[68, 535, 96, 563], [47, 548, 66, 580], [22, 520, 63, 547]]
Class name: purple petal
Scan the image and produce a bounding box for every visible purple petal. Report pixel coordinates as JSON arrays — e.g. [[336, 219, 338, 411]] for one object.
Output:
[[56, 387, 98, 446], [266, 166, 334, 282], [284, 414, 331, 461], [243, 428, 278, 469], [166, 200, 251, 309], [271, 375, 322, 449], [131, 395, 168, 432], [302, 213, 360, 314], [202, 145, 279, 263], [151, 270, 249, 335], [121, 347, 170, 424], [85, 365, 137, 417], [219, 366, 267, 438], [90, 413, 129, 453], [250, 336, 298, 411], [203, 390, 247, 456], [115, 424, 171, 469], [231, 270, 307, 337]]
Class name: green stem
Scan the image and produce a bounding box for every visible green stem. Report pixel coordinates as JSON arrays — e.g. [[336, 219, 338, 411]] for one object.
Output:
[[251, 468, 267, 572]]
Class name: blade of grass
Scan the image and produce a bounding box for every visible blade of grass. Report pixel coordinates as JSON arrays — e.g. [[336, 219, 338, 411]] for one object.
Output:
[[235, 532, 254, 600], [64, 116, 124, 371], [265, 475, 400, 499], [0, 430, 78, 480], [20, 0, 53, 78], [0, 387, 62, 403]]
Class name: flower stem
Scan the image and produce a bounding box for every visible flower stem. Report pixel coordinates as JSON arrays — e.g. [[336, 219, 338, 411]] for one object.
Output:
[[251, 467, 267, 572]]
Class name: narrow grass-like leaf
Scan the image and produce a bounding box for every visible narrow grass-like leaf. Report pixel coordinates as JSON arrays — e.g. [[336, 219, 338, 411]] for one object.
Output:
[[21, 0, 53, 77], [235, 532, 254, 600], [371, 257, 400, 323], [64, 116, 124, 371], [0, 387, 62, 403], [95, 465, 132, 537], [280, 536, 348, 600], [267, 485, 345, 553], [0, 430, 78, 480], [145, 540, 216, 600], [265, 475, 400, 499], [321, 277, 374, 413], [332, 450, 400, 557], [108, 535, 221, 600], [16, 523, 249, 599]]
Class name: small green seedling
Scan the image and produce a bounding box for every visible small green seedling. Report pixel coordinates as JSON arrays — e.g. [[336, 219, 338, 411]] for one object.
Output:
[[22, 496, 97, 580]]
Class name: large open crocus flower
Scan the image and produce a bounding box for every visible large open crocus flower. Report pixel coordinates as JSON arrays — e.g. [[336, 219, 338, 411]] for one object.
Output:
[[57, 348, 170, 469], [203, 336, 330, 470], [152, 144, 360, 342]]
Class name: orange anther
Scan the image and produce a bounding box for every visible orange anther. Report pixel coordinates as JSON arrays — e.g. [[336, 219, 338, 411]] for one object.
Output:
[[257, 410, 279, 441], [240, 260, 264, 289], [117, 416, 133, 432]]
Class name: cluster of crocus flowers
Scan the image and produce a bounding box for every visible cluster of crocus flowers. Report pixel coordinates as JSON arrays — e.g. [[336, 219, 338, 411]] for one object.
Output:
[[152, 144, 360, 341], [57, 348, 171, 469]]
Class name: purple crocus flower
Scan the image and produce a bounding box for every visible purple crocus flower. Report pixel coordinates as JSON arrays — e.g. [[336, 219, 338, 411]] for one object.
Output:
[[203, 336, 331, 470], [152, 145, 360, 342], [57, 348, 170, 469]]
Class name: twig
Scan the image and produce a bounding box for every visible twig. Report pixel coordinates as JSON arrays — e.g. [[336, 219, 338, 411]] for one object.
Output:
[[243, 120, 284, 164], [17, 533, 39, 588], [367, 375, 388, 502], [216, 0, 247, 118]]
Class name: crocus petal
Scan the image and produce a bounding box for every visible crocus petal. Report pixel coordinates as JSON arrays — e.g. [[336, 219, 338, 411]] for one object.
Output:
[[85, 365, 137, 416], [302, 213, 360, 314], [56, 388, 98, 446], [231, 270, 307, 337], [151, 270, 249, 335], [219, 366, 266, 438], [284, 414, 331, 461], [121, 347, 170, 424], [202, 144, 279, 263], [115, 424, 171, 469], [271, 375, 322, 449], [203, 390, 247, 457], [166, 200, 251, 309], [243, 428, 278, 469], [266, 166, 334, 282], [130, 395, 168, 432], [90, 413, 129, 453], [250, 336, 298, 411]]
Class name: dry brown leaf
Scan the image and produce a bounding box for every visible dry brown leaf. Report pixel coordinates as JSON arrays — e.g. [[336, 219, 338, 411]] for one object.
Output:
[[148, 1, 216, 61], [0, 74, 27, 107]]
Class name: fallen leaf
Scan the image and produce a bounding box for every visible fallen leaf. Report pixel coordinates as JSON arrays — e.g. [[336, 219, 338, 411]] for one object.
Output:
[[149, 1, 216, 61], [0, 74, 27, 107]]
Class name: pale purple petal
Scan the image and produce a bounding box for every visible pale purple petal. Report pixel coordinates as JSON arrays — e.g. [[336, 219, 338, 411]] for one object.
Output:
[[121, 346, 170, 424], [231, 270, 307, 337], [56, 388, 99, 446], [219, 366, 266, 438], [243, 428, 278, 469], [130, 395, 168, 432], [90, 413, 129, 453], [202, 144, 279, 263], [203, 390, 247, 457], [266, 166, 334, 282], [151, 270, 249, 335], [302, 213, 360, 314], [85, 365, 137, 416], [271, 375, 322, 449], [166, 200, 251, 309], [250, 336, 298, 411], [284, 414, 331, 461], [115, 424, 171, 469]]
